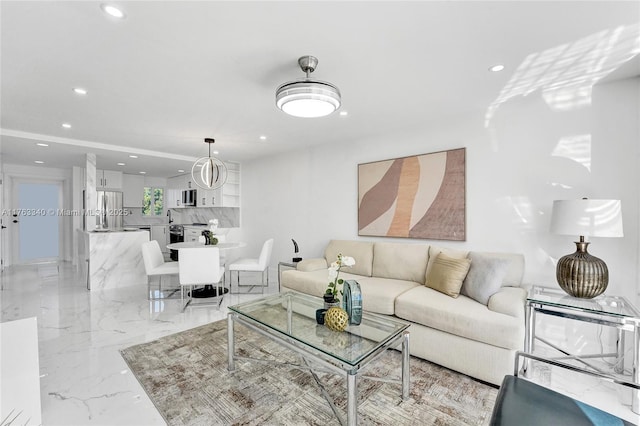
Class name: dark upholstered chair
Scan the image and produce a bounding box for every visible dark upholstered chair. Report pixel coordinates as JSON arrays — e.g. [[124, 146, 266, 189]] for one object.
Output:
[[490, 352, 636, 426]]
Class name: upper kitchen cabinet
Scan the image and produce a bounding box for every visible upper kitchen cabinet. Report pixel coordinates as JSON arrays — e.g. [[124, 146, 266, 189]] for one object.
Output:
[[165, 161, 239, 208], [122, 174, 145, 207], [222, 162, 240, 207], [165, 189, 181, 209], [199, 187, 222, 207], [97, 170, 123, 190]]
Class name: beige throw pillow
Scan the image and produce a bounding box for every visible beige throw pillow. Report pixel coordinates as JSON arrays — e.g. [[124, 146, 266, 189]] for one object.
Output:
[[425, 253, 472, 298]]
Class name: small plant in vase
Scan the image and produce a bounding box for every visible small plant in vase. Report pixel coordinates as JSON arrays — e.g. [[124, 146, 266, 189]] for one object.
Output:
[[323, 253, 356, 309]]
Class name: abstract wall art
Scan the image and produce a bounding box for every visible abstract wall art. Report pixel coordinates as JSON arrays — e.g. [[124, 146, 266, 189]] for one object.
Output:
[[358, 148, 465, 241]]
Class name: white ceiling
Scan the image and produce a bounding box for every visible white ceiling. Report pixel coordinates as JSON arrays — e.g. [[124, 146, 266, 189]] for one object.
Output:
[[1, 1, 639, 178]]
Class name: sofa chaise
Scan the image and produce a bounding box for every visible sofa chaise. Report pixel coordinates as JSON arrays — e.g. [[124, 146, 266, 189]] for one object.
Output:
[[280, 239, 527, 385]]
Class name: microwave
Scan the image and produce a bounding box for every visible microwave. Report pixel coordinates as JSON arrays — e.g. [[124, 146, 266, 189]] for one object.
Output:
[[182, 189, 197, 206]]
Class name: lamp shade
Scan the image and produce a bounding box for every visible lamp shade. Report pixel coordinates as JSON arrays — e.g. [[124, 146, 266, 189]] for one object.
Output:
[[550, 199, 623, 238]]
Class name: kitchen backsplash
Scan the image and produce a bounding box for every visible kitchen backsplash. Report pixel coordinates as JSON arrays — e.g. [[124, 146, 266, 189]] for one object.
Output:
[[123, 207, 239, 227]]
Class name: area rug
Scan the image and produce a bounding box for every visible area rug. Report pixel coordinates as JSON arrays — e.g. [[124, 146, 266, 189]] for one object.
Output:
[[121, 320, 497, 425]]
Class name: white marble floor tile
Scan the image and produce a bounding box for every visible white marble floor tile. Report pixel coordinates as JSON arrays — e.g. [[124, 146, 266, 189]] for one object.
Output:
[[1, 262, 278, 425]]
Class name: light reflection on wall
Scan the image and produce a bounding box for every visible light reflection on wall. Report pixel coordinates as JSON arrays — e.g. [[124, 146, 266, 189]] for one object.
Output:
[[485, 23, 640, 127], [552, 134, 592, 172]]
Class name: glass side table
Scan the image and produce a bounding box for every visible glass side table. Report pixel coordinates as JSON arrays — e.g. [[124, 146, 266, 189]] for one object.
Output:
[[277, 260, 299, 292], [525, 285, 640, 413]]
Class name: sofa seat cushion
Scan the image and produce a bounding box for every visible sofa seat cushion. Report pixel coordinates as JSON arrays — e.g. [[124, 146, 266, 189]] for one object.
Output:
[[395, 286, 524, 350], [281, 269, 364, 298], [354, 277, 421, 315]]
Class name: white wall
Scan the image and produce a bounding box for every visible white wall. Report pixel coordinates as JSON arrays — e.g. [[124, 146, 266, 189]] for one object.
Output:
[[242, 77, 640, 304]]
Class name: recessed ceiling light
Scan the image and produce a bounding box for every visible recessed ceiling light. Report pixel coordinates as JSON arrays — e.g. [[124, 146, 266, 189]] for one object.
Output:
[[178, 169, 185, 173], [117, 162, 125, 166], [139, 171, 146, 174], [36, 143, 49, 147], [213, 150, 219, 155], [101, 4, 125, 19], [73, 87, 88, 95], [129, 155, 138, 158], [62, 123, 72, 129], [34, 160, 44, 164], [489, 64, 505, 72], [259, 135, 267, 140], [339, 111, 348, 116]]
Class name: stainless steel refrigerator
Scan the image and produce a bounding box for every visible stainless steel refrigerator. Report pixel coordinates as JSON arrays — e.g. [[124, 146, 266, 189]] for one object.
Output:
[[96, 191, 123, 230]]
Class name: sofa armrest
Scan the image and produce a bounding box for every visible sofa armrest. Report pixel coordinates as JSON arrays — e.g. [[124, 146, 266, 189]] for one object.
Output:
[[488, 286, 527, 319], [296, 258, 328, 272]]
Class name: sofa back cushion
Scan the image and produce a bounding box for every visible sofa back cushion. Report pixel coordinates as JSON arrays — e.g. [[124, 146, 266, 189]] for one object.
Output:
[[324, 240, 374, 277], [373, 242, 430, 284], [426, 247, 524, 288], [470, 251, 525, 287]]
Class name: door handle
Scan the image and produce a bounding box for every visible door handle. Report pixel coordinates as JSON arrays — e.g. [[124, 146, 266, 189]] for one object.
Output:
[[1, 226, 6, 229], [12, 220, 18, 223]]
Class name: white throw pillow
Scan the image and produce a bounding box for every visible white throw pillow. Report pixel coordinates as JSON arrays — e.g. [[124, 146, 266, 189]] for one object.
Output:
[[461, 252, 510, 305]]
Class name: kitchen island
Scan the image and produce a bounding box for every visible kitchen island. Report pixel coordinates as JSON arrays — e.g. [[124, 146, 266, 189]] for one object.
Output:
[[80, 229, 149, 290]]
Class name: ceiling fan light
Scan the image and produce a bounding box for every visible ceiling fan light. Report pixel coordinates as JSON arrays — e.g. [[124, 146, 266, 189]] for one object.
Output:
[[276, 56, 341, 118], [276, 80, 341, 118]]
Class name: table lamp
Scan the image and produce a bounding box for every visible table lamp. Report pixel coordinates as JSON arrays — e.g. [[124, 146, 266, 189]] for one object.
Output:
[[550, 199, 623, 298]]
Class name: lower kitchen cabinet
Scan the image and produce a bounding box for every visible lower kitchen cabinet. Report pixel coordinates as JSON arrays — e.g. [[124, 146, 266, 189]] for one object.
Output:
[[151, 225, 170, 252]]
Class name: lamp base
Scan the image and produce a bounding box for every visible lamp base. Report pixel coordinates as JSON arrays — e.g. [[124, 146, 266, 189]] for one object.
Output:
[[556, 241, 608, 299]]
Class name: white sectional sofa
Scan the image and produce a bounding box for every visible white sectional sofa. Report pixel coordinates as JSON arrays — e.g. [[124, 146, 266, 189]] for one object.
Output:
[[280, 239, 527, 385]]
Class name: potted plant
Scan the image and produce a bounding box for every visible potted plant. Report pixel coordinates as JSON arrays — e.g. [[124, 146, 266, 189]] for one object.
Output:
[[323, 253, 355, 309]]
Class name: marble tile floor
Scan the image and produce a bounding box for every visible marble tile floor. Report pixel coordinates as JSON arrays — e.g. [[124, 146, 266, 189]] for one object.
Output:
[[1, 262, 276, 426], [2, 262, 639, 425]]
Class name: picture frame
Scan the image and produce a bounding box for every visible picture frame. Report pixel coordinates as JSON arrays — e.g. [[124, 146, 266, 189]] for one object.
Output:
[[358, 148, 465, 241]]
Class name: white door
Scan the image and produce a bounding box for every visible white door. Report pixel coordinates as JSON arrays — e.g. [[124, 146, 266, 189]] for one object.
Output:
[[11, 181, 62, 264]]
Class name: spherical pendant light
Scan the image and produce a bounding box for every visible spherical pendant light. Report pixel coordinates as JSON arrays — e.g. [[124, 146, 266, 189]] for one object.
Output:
[[276, 56, 341, 118], [191, 138, 227, 190]]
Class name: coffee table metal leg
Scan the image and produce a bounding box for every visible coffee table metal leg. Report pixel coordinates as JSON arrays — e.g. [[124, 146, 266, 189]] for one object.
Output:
[[402, 331, 410, 400], [227, 313, 235, 371], [347, 372, 357, 426]]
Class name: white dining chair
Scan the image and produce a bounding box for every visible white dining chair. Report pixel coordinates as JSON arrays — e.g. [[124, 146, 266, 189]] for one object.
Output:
[[178, 247, 225, 311], [228, 238, 274, 294], [141, 240, 179, 300]]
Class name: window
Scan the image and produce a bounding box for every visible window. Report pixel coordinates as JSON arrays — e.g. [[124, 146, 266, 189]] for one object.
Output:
[[142, 187, 164, 216]]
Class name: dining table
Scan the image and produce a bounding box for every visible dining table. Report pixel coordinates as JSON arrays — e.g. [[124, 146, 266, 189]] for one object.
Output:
[[167, 241, 246, 298]]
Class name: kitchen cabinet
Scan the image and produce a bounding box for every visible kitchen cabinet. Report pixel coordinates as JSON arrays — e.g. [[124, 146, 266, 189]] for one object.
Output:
[[167, 175, 183, 190], [199, 187, 222, 207], [222, 162, 240, 207], [184, 227, 202, 242], [165, 162, 239, 208], [97, 169, 123, 190], [166, 188, 182, 209], [151, 225, 170, 253], [122, 174, 145, 207]]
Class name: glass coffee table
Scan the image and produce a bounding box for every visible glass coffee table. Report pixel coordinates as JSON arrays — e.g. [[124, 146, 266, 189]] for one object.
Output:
[[525, 286, 640, 413], [227, 292, 410, 426]]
